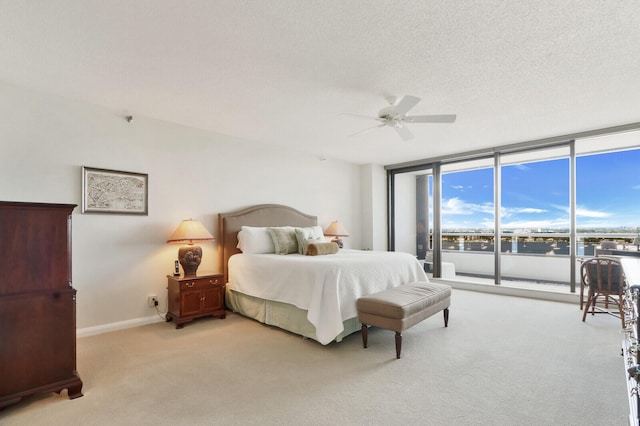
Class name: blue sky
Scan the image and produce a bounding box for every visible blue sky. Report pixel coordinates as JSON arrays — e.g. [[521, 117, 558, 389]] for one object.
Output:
[[439, 149, 640, 231]]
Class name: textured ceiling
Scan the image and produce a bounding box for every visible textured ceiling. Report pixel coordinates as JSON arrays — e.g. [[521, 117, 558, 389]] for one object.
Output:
[[1, 1, 639, 165]]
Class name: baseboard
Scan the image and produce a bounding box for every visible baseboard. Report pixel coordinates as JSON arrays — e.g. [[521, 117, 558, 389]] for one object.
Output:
[[77, 315, 165, 338], [432, 278, 579, 304]]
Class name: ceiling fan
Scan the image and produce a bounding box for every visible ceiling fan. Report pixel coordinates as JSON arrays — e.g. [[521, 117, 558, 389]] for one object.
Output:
[[343, 95, 456, 141]]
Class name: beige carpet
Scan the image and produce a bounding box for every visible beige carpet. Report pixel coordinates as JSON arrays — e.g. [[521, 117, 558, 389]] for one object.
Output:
[[0, 289, 628, 425]]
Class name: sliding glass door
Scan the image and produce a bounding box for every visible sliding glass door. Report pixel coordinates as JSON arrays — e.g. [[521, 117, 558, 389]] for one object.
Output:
[[392, 168, 433, 258]]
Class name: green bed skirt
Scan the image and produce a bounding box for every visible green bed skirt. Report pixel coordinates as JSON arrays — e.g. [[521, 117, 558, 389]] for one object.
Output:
[[225, 288, 361, 343]]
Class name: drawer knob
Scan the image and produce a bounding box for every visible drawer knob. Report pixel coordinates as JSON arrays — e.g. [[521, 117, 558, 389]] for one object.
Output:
[[186, 282, 195, 288]]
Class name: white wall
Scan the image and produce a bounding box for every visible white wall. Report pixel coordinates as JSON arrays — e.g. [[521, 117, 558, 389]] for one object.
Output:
[[393, 173, 417, 255], [359, 164, 387, 251], [0, 81, 370, 334]]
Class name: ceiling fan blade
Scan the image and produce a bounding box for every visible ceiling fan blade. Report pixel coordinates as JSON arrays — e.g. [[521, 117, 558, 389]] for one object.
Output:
[[404, 114, 457, 123], [394, 125, 414, 141], [391, 95, 421, 116], [348, 123, 386, 138], [340, 113, 381, 121]]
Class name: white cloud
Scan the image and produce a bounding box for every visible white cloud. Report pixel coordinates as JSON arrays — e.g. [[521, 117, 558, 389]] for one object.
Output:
[[443, 199, 549, 220], [576, 208, 610, 218], [502, 207, 547, 216], [442, 197, 493, 215], [441, 199, 617, 230], [551, 204, 611, 218], [573, 205, 611, 218]]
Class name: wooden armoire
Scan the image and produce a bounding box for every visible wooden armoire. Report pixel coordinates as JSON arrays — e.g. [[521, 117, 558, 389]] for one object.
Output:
[[0, 201, 83, 408]]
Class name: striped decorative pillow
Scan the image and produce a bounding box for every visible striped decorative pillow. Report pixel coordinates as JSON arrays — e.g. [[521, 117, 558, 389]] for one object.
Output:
[[267, 227, 298, 255]]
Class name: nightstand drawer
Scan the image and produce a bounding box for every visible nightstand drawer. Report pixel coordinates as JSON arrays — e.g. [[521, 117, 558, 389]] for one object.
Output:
[[179, 276, 222, 291]]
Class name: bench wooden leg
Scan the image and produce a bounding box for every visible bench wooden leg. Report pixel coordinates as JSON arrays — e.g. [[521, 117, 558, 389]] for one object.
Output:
[[395, 332, 402, 359], [443, 307, 449, 327], [361, 324, 368, 348]]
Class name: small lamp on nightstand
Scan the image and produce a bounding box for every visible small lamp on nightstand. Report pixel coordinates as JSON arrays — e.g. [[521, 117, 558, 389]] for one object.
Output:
[[167, 219, 215, 277], [324, 220, 349, 249]]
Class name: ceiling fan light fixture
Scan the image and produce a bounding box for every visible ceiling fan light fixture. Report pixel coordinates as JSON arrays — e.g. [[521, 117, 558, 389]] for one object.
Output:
[[344, 94, 456, 141]]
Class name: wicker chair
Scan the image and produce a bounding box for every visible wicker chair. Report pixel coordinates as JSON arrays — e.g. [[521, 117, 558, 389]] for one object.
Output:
[[581, 257, 626, 328]]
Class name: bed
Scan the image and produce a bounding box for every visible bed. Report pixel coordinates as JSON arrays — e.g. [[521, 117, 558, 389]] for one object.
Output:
[[218, 204, 428, 344]]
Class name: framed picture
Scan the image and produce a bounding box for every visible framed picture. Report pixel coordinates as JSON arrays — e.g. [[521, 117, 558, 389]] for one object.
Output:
[[82, 167, 148, 215]]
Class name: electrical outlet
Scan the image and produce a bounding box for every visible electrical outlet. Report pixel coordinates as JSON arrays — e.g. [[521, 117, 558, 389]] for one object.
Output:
[[147, 295, 158, 308]]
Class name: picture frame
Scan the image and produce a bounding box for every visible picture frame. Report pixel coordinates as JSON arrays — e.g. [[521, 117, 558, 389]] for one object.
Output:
[[82, 167, 148, 215]]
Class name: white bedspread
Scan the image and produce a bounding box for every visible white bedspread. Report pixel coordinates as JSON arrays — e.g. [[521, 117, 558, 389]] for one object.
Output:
[[228, 249, 428, 344]]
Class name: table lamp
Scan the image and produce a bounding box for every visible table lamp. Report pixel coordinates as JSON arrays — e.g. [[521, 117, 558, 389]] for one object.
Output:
[[167, 219, 215, 276], [324, 220, 349, 248]]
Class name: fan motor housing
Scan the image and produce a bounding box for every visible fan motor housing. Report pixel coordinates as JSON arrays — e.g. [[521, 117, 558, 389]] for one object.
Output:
[[378, 106, 399, 119]]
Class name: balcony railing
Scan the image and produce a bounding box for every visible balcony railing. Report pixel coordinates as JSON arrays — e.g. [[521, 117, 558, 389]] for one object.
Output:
[[425, 232, 640, 287], [439, 232, 640, 256]]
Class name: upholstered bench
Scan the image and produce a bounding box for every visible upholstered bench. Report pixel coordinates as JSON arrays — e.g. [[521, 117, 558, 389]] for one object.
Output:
[[356, 281, 451, 358]]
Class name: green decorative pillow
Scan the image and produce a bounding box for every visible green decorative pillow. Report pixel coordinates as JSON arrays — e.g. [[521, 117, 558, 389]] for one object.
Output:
[[295, 226, 325, 255], [306, 242, 339, 256], [267, 227, 298, 255]]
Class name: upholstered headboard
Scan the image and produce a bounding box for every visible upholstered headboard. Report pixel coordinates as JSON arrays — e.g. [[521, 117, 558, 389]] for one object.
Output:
[[218, 204, 317, 283]]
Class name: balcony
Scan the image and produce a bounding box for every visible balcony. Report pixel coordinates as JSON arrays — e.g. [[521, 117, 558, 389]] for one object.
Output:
[[423, 232, 640, 302]]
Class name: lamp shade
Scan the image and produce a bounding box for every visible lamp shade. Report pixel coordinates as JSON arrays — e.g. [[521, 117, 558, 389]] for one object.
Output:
[[324, 221, 349, 237], [167, 219, 215, 244], [168, 219, 214, 277]]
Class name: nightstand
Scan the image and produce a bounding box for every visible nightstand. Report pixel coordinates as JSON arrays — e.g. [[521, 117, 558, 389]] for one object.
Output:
[[166, 273, 226, 329]]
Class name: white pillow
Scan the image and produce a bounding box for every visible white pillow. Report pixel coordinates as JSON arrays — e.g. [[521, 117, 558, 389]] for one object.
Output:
[[294, 226, 325, 255], [236, 230, 244, 249], [236, 226, 275, 254]]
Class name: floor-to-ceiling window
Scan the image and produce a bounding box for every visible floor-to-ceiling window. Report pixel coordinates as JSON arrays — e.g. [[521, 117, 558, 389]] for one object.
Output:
[[499, 146, 570, 285], [576, 132, 640, 256], [440, 158, 495, 278], [388, 127, 640, 292]]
